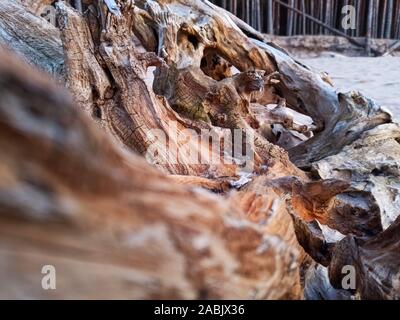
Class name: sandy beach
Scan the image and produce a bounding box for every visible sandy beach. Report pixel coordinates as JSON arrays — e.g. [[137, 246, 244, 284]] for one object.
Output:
[[301, 55, 400, 118]]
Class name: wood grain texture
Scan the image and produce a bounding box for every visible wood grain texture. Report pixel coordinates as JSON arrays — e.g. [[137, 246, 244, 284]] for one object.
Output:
[[0, 0, 399, 300]]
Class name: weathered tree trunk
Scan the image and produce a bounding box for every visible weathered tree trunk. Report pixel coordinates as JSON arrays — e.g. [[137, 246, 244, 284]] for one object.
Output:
[[0, 0, 399, 300]]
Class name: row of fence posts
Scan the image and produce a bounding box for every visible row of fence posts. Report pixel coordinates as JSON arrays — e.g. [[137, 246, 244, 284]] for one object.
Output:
[[211, 0, 400, 39]]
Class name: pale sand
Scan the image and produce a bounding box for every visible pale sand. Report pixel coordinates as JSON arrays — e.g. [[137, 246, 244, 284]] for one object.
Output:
[[301, 55, 400, 118]]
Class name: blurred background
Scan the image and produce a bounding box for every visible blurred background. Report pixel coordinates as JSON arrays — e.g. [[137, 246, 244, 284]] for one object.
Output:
[[210, 0, 400, 39], [210, 0, 400, 116]]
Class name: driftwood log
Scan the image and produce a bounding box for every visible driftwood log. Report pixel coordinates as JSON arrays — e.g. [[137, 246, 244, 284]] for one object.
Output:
[[0, 0, 399, 299]]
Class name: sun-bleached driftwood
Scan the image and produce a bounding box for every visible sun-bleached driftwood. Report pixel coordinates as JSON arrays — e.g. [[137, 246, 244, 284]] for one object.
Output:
[[0, 0, 399, 300], [0, 1, 63, 76], [0, 47, 302, 299]]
